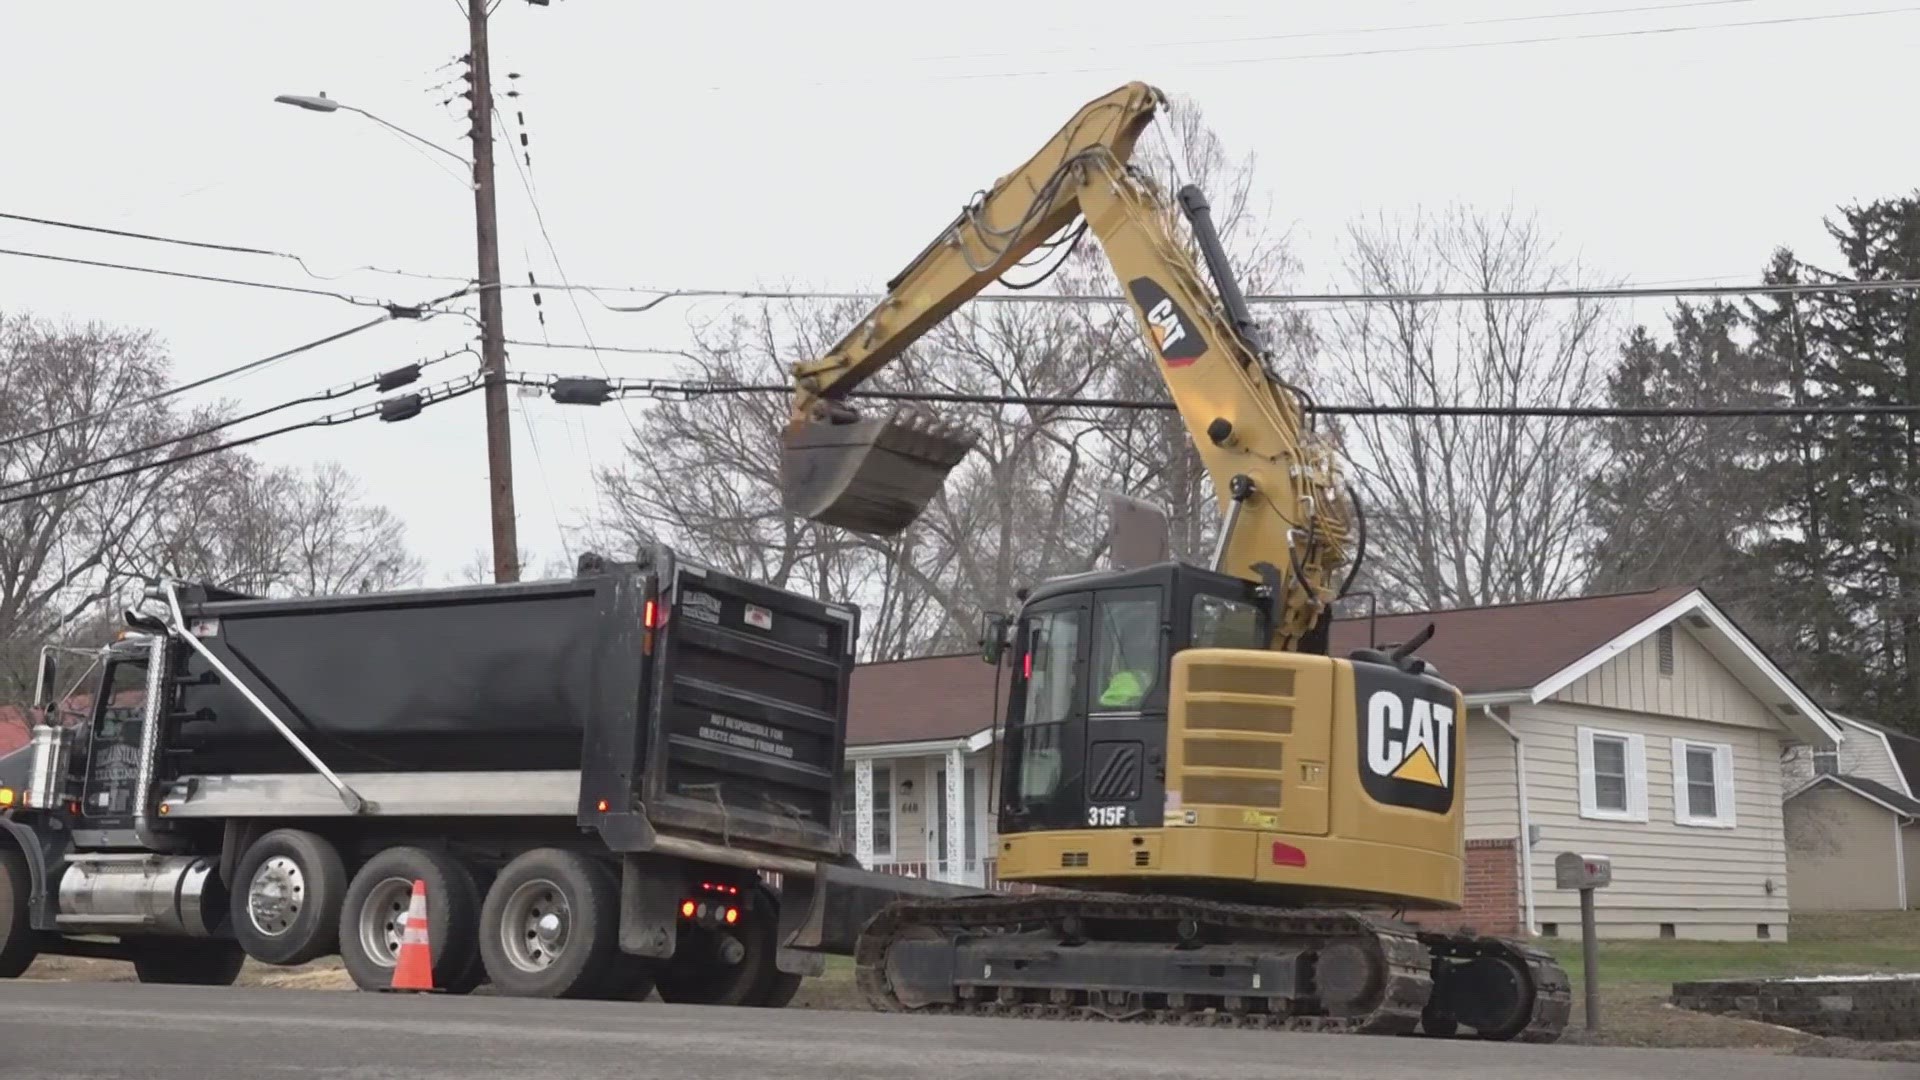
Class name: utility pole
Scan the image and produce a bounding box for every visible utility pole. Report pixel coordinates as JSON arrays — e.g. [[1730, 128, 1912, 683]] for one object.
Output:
[[467, 1, 520, 583]]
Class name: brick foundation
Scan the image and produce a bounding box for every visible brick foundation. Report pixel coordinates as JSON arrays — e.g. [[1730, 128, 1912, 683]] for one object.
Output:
[[1399, 838, 1520, 937]]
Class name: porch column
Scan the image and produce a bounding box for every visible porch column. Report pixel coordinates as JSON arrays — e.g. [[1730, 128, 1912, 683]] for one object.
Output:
[[854, 756, 874, 870], [944, 746, 965, 883]]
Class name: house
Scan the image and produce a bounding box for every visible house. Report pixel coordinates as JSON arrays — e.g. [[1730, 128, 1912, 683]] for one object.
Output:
[[842, 585, 1842, 941], [1782, 712, 1920, 911]]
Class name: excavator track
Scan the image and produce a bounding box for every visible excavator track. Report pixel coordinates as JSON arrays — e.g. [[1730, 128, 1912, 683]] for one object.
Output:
[[854, 891, 1569, 1042]]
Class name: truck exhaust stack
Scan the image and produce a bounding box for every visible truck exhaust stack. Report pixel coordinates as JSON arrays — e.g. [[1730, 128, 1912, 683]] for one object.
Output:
[[780, 408, 975, 535]]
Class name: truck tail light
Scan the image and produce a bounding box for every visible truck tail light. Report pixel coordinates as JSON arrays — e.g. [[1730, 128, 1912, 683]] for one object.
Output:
[[643, 596, 660, 656]]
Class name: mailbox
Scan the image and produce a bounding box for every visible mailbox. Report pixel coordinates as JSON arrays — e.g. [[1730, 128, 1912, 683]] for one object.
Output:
[[1555, 852, 1612, 890]]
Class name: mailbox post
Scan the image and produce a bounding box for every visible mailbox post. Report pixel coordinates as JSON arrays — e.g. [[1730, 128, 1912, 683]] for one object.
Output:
[[1555, 851, 1612, 1032]]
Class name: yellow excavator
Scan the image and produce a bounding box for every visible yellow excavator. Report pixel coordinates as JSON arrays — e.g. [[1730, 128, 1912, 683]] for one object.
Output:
[[779, 81, 1570, 1040]]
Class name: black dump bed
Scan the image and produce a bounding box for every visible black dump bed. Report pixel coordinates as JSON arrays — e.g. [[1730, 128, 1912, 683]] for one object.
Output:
[[165, 546, 858, 859]]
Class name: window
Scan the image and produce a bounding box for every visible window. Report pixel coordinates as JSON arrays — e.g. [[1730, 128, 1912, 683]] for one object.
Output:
[[839, 763, 893, 860], [1577, 726, 1648, 822], [1657, 626, 1675, 676], [1014, 607, 1083, 806], [1813, 749, 1839, 775], [1191, 593, 1266, 650], [1091, 588, 1162, 711], [1672, 738, 1736, 828]]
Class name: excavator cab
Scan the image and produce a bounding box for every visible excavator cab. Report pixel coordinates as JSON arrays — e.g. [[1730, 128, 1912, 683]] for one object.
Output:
[[995, 561, 1267, 843], [779, 407, 976, 536]]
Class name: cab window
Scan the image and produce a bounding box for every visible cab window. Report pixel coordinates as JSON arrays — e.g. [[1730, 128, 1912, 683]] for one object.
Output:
[[1191, 593, 1266, 649], [1015, 606, 1083, 805], [1092, 587, 1162, 711]]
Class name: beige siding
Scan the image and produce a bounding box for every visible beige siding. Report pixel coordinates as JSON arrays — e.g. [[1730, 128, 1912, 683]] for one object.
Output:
[[1905, 823, 1920, 909], [1782, 718, 1909, 793], [1555, 625, 1775, 729], [1785, 786, 1902, 911], [1465, 715, 1519, 842], [1517, 701, 1790, 940]]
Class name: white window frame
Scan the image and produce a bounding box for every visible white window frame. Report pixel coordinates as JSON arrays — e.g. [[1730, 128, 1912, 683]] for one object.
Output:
[[1577, 726, 1648, 822], [1671, 738, 1736, 829]]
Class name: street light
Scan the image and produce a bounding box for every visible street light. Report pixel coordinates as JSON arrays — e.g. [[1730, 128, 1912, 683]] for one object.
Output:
[[272, 92, 473, 172]]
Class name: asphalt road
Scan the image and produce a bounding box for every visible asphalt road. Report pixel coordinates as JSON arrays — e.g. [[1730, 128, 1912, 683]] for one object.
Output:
[[0, 982, 1907, 1080]]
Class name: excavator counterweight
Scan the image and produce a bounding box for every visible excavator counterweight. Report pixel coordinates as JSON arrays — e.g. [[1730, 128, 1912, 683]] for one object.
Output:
[[780, 408, 975, 535]]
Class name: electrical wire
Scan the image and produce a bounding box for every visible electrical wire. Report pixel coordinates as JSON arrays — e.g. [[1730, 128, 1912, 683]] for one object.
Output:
[[0, 210, 474, 286], [497, 276, 1920, 310], [541, 375, 1920, 419], [504, 338, 699, 361], [492, 106, 646, 445], [0, 285, 471, 451], [0, 247, 404, 307], [0, 373, 490, 508], [916, 0, 1765, 63], [0, 348, 474, 494], [922, 5, 1920, 81]]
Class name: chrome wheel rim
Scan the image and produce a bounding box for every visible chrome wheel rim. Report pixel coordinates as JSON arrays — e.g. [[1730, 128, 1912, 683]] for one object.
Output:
[[499, 879, 570, 973], [357, 876, 416, 967], [248, 855, 305, 937]]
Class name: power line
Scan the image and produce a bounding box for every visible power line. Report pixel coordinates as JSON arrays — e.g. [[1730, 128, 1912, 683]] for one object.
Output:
[[502, 277, 1920, 309], [522, 374, 1920, 419], [0, 373, 490, 509], [504, 338, 698, 361], [0, 246, 448, 311], [917, 0, 1764, 64], [0, 285, 471, 451], [0, 210, 471, 285], [921, 5, 1920, 81], [0, 348, 474, 495]]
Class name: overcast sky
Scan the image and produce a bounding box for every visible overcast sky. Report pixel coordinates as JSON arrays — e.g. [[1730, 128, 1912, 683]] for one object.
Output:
[[4, 0, 1916, 582]]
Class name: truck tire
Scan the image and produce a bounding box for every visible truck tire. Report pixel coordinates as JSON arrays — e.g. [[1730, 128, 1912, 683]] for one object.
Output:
[[477, 848, 621, 999], [229, 829, 348, 966], [130, 939, 246, 986], [655, 891, 790, 1007], [338, 846, 484, 994], [0, 843, 37, 979]]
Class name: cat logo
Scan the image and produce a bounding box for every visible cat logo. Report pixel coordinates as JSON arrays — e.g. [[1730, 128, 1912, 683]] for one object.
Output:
[[1126, 277, 1207, 366], [1356, 677, 1458, 814]]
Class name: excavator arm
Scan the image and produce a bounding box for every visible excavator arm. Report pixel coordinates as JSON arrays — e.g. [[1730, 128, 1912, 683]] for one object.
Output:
[[780, 81, 1352, 648]]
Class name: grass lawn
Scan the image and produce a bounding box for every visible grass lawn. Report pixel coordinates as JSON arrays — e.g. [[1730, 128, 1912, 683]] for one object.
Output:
[[1537, 910, 1920, 1057]]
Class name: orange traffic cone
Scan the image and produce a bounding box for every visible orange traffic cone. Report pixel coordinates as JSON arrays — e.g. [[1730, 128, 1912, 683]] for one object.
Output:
[[387, 879, 436, 993]]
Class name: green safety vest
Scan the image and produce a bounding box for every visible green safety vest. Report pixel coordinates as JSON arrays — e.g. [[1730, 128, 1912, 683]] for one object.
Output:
[[1099, 669, 1147, 707]]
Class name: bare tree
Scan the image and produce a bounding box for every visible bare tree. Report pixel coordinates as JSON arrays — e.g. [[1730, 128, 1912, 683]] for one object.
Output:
[[1320, 208, 1612, 610], [0, 312, 204, 703], [143, 460, 423, 596]]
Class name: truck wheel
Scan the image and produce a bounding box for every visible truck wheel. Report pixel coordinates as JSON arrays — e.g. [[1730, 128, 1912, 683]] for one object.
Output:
[[655, 895, 787, 1006], [338, 846, 484, 994], [130, 939, 246, 986], [477, 848, 621, 999], [229, 829, 347, 966], [0, 843, 37, 979]]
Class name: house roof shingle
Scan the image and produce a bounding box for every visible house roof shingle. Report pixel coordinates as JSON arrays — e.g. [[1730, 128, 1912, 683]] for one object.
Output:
[[846, 586, 1699, 746]]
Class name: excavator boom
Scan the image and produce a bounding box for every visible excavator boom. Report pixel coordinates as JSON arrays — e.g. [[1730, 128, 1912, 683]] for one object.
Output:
[[780, 81, 1350, 647]]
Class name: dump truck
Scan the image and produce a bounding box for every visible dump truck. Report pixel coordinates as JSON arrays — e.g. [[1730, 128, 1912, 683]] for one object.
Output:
[[0, 545, 961, 999]]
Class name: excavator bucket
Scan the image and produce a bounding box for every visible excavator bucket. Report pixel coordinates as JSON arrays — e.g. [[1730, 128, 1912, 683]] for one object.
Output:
[[780, 409, 976, 535]]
